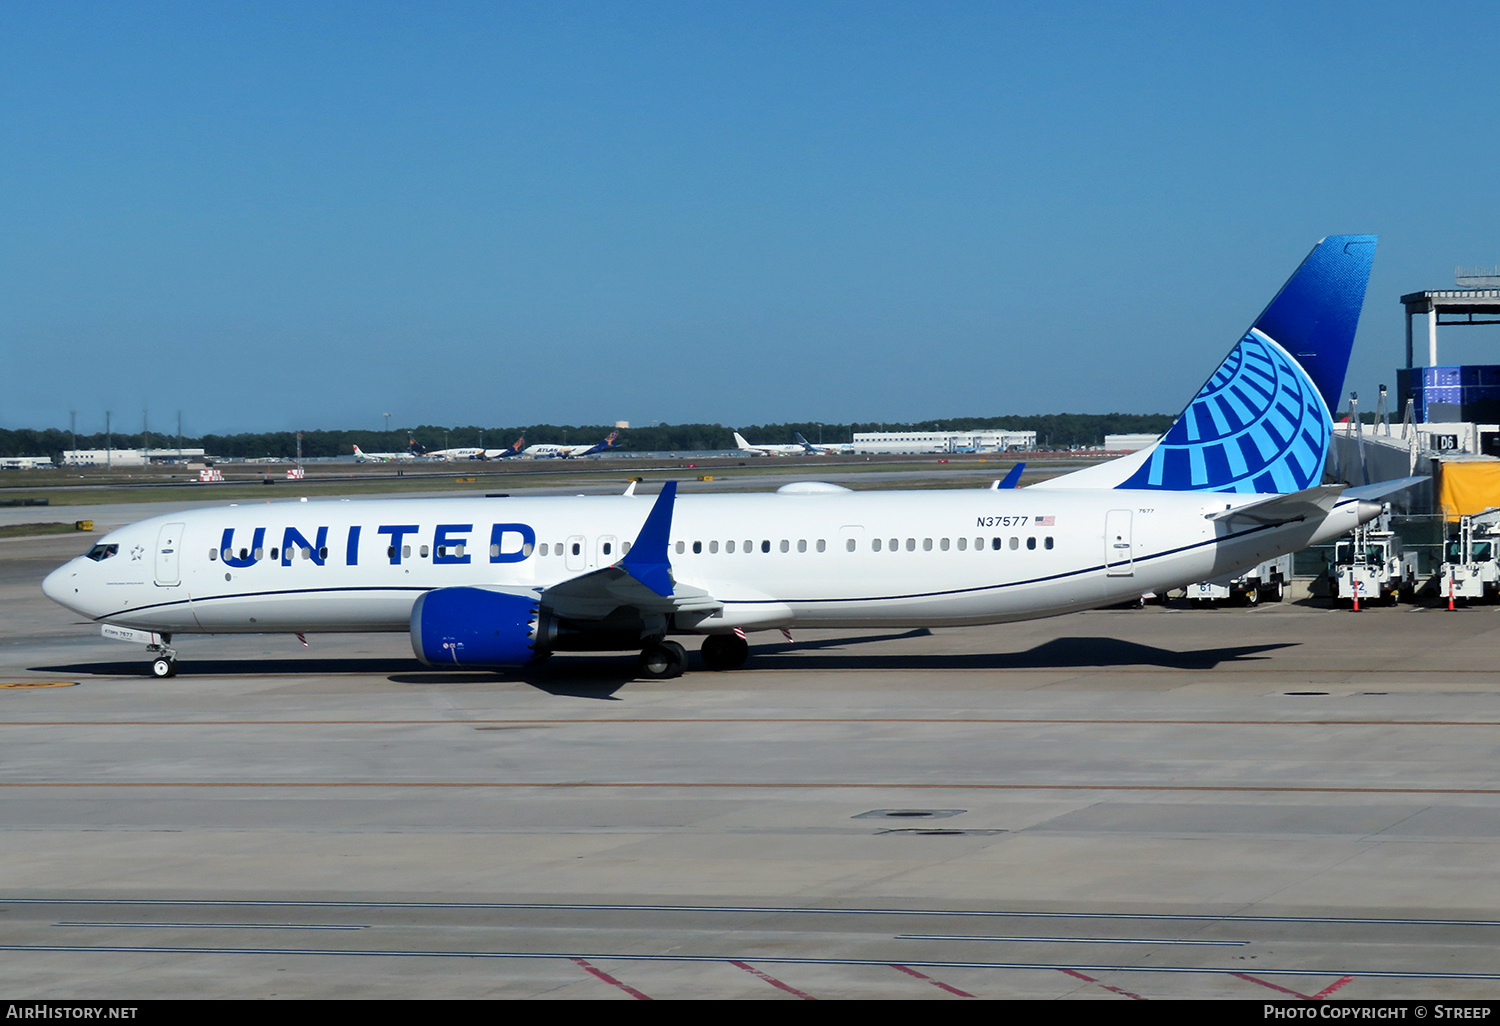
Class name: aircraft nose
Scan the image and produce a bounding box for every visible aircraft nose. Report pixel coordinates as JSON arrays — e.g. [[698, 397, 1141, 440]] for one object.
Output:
[[42, 561, 81, 610]]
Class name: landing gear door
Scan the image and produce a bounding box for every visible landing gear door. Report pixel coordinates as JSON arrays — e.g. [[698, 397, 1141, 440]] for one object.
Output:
[[1105, 510, 1134, 577], [155, 522, 185, 587]]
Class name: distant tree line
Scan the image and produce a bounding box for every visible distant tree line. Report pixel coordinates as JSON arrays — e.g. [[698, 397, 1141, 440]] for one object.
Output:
[[0, 413, 1174, 460]]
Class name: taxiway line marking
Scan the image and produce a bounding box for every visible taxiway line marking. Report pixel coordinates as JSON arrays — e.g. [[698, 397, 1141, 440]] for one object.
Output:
[[6, 781, 1500, 794], [1, 945, 1473, 979], [3, 718, 1500, 726]]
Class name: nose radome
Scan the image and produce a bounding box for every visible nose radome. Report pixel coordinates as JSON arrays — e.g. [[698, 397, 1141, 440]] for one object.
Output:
[[42, 563, 79, 609]]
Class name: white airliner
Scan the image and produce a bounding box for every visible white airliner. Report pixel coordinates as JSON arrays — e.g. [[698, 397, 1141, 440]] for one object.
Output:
[[423, 436, 526, 461], [732, 431, 807, 456], [793, 432, 852, 455], [45, 236, 1411, 681], [352, 442, 421, 462], [523, 431, 620, 459]]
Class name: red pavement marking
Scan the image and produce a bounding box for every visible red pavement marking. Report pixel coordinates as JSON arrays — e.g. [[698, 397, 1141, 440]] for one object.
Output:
[[731, 960, 816, 999], [1232, 972, 1315, 1000], [1312, 976, 1356, 999], [891, 963, 976, 997], [572, 957, 652, 999], [1058, 967, 1147, 1000]]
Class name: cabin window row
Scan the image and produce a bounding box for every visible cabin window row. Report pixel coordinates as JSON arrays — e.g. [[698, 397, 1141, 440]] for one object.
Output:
[[211, 546, 332, 561], [656, 536, 1056, 555]]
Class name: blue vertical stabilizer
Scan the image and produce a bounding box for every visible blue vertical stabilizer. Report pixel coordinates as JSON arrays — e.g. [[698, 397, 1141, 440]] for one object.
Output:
[[1115, 235, 1376, 494]]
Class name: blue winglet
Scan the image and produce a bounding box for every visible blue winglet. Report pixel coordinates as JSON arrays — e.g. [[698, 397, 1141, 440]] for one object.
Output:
[[619, 481, 677, 597], [998, 462, 1025, 488]]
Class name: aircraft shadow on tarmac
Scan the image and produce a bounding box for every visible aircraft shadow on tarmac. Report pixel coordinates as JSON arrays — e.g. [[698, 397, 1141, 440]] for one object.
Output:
[[748, 635, 1297, 671], [31, 631, 1295, 695]]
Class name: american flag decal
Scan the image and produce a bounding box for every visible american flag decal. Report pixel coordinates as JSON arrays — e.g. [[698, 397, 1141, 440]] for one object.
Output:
[[1036, 516, 1055, 526]]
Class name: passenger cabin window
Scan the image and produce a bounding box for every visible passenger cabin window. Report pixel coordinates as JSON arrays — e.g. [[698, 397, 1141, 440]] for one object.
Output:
[[1027, 537, 1036, 550], [1045, 536, 1054, 549], [872, 538, 882, 552], [761, 540, 770, 553], [693, 541, 702, 554]]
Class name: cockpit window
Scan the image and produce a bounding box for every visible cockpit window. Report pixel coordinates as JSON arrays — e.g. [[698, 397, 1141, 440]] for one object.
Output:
[[85, 543, 119, 562]]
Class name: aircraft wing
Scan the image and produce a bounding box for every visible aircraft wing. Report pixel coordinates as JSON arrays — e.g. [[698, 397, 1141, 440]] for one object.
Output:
[[540, 482, 722, 620], [542, 566, 721, 619]]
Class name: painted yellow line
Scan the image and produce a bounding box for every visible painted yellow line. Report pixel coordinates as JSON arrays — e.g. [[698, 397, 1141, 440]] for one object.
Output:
[[0, 682, 78, 689]]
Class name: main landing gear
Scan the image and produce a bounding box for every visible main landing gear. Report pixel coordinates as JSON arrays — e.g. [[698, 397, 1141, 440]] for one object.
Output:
[[635, 634, 752, 679], [637, 640, 687, 680], [698, 633, 749, 671]]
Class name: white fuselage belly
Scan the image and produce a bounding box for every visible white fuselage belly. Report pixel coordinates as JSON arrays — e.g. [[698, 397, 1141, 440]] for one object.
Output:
[[46, 489, 1365, 637]]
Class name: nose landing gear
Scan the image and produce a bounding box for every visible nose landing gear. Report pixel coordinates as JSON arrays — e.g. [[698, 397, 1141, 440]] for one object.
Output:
[[146, 635, 178, 678]]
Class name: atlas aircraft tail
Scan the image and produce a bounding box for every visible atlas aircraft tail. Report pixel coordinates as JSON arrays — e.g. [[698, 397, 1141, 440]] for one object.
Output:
[[1037, 234, 1376, 495]]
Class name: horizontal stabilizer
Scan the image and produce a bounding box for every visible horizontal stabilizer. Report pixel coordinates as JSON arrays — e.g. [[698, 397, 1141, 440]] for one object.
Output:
[[1342, 476, 1429, 502], [1205, 484, 1344, 526]]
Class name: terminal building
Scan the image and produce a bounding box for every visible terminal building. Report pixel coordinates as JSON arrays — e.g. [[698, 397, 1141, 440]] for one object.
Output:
[[850, 430, 1036, 454], [1334, 268, 1500, 519], [61, 448, 207, 467]]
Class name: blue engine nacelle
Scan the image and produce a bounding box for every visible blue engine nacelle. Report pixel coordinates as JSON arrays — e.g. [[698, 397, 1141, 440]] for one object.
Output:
[[410, 587, 550, 667]]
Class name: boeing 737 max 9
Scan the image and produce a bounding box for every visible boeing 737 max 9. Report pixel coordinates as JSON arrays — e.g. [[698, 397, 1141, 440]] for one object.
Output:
[[45, 236, 1407, 680]]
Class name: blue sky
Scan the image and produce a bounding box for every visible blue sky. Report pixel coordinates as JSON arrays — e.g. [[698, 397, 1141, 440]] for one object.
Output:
[[5, 1, 1500, 435]]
